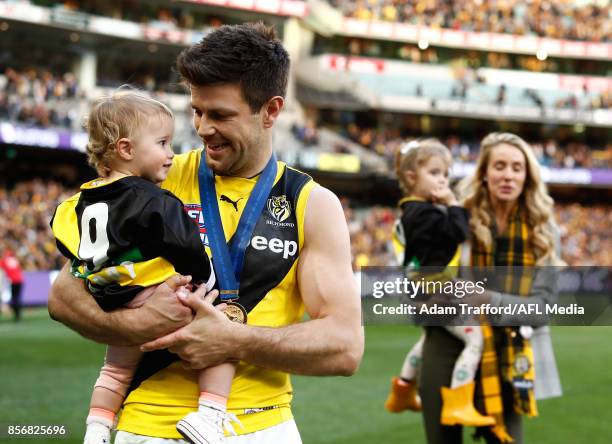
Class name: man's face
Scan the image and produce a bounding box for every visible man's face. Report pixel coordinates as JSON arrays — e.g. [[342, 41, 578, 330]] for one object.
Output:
[[190, 83, 265, 177]]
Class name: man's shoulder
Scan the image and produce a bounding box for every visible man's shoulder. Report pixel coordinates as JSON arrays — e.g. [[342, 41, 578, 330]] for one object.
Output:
[[279, 163, 315, 202], [301, 185, 344, 234]]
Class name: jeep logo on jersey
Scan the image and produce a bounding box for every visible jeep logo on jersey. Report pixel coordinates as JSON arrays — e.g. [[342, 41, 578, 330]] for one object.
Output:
[[267, 195, 291, 222], [251, 235, 297, 259]]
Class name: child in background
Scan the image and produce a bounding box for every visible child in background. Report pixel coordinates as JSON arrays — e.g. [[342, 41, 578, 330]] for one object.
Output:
[[384, 139, 495, 427], [51, 90, 238, 444]]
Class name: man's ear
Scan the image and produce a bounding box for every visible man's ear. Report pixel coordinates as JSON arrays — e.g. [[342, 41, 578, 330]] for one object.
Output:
[[116, 138, 134, 161], [262, 96, 284, 129]]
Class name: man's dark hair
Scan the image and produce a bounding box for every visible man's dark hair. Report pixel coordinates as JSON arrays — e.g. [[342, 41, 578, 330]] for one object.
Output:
[[176, 22, 289, 113]]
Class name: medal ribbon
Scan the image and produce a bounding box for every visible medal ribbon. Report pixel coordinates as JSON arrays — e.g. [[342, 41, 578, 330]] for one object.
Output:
[[198, 151, 278, 301]]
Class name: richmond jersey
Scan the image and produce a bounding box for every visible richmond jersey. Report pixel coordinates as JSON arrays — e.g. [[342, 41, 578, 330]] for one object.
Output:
[[51, 176, 214, 311]]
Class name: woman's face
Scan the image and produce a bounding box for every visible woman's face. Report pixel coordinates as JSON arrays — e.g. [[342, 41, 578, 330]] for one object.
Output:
[[485, 143, 527, 206]]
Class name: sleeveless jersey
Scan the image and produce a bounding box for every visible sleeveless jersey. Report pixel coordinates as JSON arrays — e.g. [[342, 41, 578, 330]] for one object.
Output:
[[117, 149, 316, 437], [50, 176, 214, 310]]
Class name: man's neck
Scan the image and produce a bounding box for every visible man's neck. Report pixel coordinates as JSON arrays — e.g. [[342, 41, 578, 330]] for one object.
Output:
[[225, 144, 274, 179]]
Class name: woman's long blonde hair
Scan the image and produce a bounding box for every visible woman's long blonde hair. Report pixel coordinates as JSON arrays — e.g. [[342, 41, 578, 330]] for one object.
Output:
[[460, 132, 559, 265]]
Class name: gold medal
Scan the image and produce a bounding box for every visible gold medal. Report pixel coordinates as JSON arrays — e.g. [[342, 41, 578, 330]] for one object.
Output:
[[224, 301, 247, 324]]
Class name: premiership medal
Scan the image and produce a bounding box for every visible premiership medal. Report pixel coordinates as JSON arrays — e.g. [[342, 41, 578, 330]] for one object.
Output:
[[224, 300, 247, 324]]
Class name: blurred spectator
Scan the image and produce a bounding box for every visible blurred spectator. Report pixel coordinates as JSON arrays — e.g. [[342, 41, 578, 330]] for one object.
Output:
[[329, 0, 611, 42], [556, 93, 579, 109], [291, 119, 320, 147], [496, 84, 507, 106], [450, 80, 468, 100], [487, 52, 511, 70], [524, 89, 545, 113], [589, 91, 612, 110], [0, 246, 24, 321]]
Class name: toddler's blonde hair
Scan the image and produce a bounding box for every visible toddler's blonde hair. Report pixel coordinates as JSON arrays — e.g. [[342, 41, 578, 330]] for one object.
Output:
[[85, 89, 173, 176]]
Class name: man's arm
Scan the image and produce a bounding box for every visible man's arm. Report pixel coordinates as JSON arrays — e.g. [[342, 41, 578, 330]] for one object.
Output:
[[48, 262, 193, 346], [142, 186, 365, 376]]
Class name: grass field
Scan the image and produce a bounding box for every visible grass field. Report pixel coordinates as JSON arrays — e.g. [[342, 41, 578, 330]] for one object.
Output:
[[1, 308, 611, 444]]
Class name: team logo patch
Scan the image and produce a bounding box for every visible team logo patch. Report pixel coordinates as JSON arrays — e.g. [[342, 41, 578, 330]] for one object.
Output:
[[184, 204, 208, 246], [513, 353, 531, 375], [267, 195, 291, 222]]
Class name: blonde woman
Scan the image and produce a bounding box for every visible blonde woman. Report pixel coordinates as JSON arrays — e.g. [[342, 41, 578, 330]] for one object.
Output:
[[418, 133, 562, 444]]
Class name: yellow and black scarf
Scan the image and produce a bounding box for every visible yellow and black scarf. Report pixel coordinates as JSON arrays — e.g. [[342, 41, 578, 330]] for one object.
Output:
[[471, 206, 538, 443]]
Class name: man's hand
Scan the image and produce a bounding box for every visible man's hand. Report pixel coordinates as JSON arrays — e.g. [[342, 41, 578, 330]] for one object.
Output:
[[49, 263, 196, 346], [122, 274, 195, 344], [140, 287, 236, 369]]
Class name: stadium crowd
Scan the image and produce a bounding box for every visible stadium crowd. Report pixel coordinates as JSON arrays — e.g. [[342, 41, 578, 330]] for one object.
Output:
[[0, 179, 609, 274], [556, 203, 612, 267], [329, 0, 611, 42], [0, 68, 82, 129], [0, 179, 72, 271], [32, 0, 227, 32], [344, 198, 612, 269]]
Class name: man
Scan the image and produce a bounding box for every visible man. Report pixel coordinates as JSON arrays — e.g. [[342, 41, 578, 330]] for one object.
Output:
[[48, 22, 364, 444], [0, 247, 23, 321]]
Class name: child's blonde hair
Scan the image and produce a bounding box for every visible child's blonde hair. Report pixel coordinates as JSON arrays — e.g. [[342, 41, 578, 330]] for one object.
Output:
[[394, 138, 452, 195], [85, 89, 174, 176]]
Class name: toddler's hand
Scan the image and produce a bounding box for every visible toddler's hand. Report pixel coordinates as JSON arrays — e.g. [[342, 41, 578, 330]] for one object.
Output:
[[430, 186, 458, 206]]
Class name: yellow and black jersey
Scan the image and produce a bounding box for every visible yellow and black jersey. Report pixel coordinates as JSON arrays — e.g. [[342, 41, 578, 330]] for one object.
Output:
[[50, 176, 214, 311], [396, 197, 469, 268], [117, 149, 317, 438]]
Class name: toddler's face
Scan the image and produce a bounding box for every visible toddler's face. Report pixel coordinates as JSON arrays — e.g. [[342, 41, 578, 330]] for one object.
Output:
[[131, 115, 175, 185], [410, 155, 450, 200]]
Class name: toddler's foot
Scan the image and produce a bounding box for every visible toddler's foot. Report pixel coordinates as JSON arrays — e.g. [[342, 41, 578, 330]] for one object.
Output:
[[83, 422, 111, 444], [177, 405, 241, 444]]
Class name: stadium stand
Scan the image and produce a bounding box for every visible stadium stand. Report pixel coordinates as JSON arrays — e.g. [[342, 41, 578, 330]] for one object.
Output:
[[327, 0, 611, 42], [0, 68, 82, 129]]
